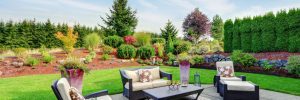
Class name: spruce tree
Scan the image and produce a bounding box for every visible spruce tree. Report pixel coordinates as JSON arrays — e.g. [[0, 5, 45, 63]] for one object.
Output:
[[211, 15, 224, 41], [160, 20, 178, 42], [101, 0, 138, 37]]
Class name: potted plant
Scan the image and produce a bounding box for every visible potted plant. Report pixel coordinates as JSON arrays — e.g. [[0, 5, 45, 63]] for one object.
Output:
[[177, 52, 192, 87], [58, 56, 90, 94]]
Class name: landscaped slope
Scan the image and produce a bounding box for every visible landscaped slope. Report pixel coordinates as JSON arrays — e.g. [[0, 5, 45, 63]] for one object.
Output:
[[0, 66, 299, 100]]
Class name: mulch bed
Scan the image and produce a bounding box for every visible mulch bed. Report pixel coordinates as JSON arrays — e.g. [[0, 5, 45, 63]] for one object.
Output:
[[0, 49, 140, 78]]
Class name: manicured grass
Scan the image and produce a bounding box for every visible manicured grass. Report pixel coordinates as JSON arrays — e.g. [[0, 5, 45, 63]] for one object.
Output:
[[0, 66, 299, 100]]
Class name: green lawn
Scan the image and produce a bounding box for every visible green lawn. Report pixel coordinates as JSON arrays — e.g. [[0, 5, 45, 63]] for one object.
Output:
[[0, 66, 299, 100]]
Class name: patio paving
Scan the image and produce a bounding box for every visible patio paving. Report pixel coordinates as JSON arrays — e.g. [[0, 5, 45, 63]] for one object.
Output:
[[110, 84, 300, 100]]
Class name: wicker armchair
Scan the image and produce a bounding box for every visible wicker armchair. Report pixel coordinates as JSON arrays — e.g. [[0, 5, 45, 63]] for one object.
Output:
[[119, 67, 172, 100]]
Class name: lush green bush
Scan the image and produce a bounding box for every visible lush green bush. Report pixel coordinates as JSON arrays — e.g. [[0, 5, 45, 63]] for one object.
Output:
[[165, 38, 174, 54], [152, 38, 166, 44], [134, 32, 151, 47], [25, 56, 39, 66], [84, 33, 101, 51], [191, 55, 204, 65], [84, 55, 93, 64], [230, 50, 257, 67], [102, 45, 113, 54], [101, 54, 110, 60], [137, 45, 155, 59], [43, 54, 55, 63], [104, 35, 124, 48], [117, 44, 136, 59], [167, 52, 176, 62], [173, 40, 192, 54], [286, 56, 300, 75]]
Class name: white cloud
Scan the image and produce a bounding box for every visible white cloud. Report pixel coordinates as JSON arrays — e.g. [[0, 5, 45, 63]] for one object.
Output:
[[57, 0, 108, 13]]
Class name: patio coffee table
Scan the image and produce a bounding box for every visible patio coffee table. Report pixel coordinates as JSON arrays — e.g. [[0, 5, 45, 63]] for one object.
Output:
[[142, 84, 204, 100]]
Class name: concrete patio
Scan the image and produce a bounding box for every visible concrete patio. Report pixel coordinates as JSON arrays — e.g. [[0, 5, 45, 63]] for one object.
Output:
[[110, 85, 300, 100]]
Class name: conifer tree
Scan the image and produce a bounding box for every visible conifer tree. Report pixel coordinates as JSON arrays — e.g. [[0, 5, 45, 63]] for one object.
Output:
[[160, 20, 178, 42], [224, 19, 234, 52], [211, 15, 224, 41], [101, 0, 138, 37]]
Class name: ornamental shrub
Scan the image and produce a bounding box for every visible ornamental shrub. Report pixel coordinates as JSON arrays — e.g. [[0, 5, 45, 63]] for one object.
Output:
[[55, 27, 78, 54], [134, 32, 151, 47], [104, 35, 124, 48], [230, 50, 257, 67], [25, 56, 39, 66], [101, 54, 110, 60], [84, 33, 101, 51], [43, 54, 55, 63], [117, 44, 136, 59], [88, 51, 96, 59], [191, 55, 204, 65], [12, 48, 28, 59], [152, 38, 166, 44], [124, 35, 136, 44], [174, 40, 192, 54], [167, 52, 176, 62], [286, 55, 300, 75], [165, 38, 174, 54], [137, 45, 155, 59], [154, 43, 164, 57], [102, 45, 113, 54]]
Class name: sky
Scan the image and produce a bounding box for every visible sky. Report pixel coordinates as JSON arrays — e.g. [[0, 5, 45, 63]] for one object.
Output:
[[0, 0, 300, 37]]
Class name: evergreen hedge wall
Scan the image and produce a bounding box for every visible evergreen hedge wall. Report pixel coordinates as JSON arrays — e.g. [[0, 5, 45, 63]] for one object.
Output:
[[224, 8, 300, 52], [0, 20, 102, 48]]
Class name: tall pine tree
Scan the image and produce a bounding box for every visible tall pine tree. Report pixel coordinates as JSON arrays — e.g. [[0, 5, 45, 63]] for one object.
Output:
[[101, 0, 138, 37], [160, 20, 178, 41], [211, 15, 224, 41]]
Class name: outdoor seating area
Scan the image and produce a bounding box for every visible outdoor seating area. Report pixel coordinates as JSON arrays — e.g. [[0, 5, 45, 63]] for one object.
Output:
[[1, 0, 300, 100]]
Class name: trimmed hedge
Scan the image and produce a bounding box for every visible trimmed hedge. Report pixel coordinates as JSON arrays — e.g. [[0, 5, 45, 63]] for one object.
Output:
[[0, 20, 101, 48], [224, 8, 300, 52]]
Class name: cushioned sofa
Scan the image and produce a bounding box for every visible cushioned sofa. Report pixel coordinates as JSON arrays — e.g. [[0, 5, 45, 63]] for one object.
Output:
[[51, 78, 112, 100], [119, 67, 172, 100]]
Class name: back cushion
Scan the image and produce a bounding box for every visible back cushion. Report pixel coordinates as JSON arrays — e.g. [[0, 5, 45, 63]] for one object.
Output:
[[149, 67, 160, 80], [216, 61, 235, 77], [125, 70, 139, 82], [57, 78, 72, 100]]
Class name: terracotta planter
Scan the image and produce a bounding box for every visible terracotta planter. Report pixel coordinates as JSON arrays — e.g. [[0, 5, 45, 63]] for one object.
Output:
[[61, 69, 84, 94], [179, 60, 190, 87]]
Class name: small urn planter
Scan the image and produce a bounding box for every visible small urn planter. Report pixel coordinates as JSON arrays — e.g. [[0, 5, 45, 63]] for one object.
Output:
[[59, 57, 89, 94]]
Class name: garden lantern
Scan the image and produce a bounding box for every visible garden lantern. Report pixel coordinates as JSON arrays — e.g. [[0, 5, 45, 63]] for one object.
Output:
[[194, 72, 201, 87]]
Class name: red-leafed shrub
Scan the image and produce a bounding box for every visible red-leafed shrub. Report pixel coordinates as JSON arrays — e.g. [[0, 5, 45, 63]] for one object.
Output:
[[124, 36, 136, 44]]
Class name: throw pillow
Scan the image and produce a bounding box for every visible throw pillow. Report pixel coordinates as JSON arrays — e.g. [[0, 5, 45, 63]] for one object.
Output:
[[217, 66, 234, 77], [69, 87, 85, 100], [149, 67, 160, 80], [138, 69, 153, 82]]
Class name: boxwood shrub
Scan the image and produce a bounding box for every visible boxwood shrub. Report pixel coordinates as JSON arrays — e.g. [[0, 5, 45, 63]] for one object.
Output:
[[137, 45, 155, 59], [104, 35, 124, 48], [117, 44, 136, 59]]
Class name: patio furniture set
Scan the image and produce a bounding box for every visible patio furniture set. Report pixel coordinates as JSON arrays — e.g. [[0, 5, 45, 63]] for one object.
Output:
[[51, 61, 260, 100]]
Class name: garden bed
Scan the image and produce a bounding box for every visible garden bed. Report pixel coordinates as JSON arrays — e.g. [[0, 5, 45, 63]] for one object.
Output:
[[0, 49, 140, 78]]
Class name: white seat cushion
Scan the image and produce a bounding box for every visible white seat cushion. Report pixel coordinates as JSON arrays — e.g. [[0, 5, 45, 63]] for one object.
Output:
[[125, 82, 153, 91], [223, 81, 255, 91], [125, 70, 139, 82], [149, 67, 160, 80], [152, 79, 169, 88], [57, 78, 72, 100], [86, 95, 112, 100], [220, 77, 242, 81]]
